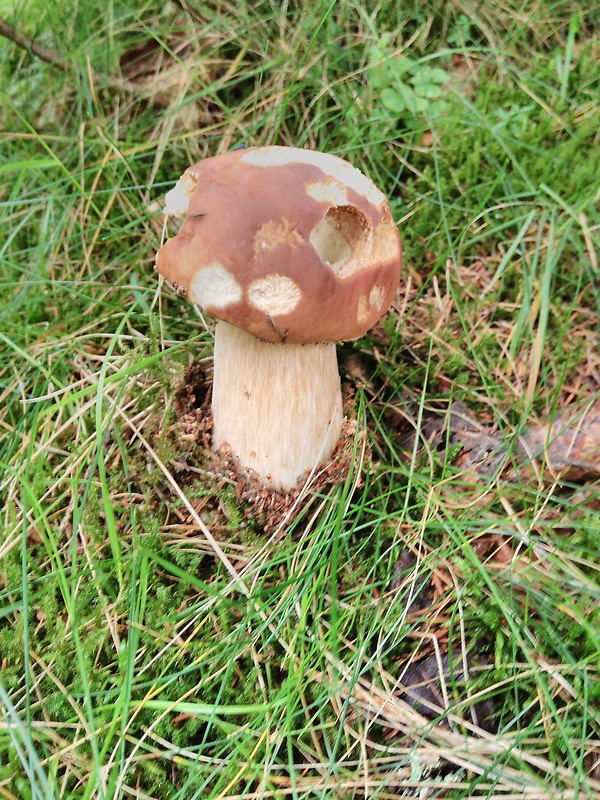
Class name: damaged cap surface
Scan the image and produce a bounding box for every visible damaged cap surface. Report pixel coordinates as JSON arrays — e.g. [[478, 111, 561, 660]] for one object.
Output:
[[155, 146, 402, 343]]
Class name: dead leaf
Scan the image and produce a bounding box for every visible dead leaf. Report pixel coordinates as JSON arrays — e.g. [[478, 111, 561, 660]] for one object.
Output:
[[390, 549, 434, 613], [585, 748, 600, 783], [471, 533, 513, 566], [450, 400, 508, 476], [396, 653, 497, 732], [117, 29, 221, 126], [518, 397, 600, 479], [410, 397, 600, 483], [119, 33, 191, 82], [172, 712, 193, 727]]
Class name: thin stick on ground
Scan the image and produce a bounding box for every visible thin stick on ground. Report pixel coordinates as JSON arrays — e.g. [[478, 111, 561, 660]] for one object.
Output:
[[0, 16, 66, 67]]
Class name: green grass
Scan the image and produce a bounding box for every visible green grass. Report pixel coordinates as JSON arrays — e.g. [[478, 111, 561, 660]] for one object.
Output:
[[1, 0, 600, 797]]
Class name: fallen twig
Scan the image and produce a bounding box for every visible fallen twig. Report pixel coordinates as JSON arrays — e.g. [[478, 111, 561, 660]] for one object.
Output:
[[0, 16, 66, 68]]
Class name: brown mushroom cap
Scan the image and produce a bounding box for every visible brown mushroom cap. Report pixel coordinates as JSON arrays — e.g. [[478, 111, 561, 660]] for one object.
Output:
[[155, 146, 401, 344]]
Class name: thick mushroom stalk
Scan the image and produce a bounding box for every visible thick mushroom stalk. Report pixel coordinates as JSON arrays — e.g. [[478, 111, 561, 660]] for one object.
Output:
[[212, 321, 342, 487]]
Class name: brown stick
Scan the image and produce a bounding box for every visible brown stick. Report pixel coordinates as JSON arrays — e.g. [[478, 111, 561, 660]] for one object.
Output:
[[0, 16, 66, 68]]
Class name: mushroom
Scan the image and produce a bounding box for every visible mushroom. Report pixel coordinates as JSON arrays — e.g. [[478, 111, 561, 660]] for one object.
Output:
[[155, 146, 401, 488]]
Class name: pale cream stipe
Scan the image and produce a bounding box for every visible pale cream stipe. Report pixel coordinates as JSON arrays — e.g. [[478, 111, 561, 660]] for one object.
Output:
[[212, 321, 343, 488]]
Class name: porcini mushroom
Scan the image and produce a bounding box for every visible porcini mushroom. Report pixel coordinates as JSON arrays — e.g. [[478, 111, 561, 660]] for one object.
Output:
[[156, 146, 401, 488]]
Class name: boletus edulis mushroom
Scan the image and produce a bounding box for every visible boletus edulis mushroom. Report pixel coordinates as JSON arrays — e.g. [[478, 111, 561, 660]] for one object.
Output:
[[155, 146, 401, 488]]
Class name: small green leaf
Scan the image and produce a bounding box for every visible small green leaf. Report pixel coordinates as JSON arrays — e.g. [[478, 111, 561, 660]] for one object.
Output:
[[390, 56, 417, 79], [428, 67, 451, 84], [413, 82, 443, 99], [398, 84, 423, 114], [412, 94, 429, 113], [368, 65, 386, 89], [381, 87, 406, 114], [367, 43, 386, 64], [428, 98, 449, 120]]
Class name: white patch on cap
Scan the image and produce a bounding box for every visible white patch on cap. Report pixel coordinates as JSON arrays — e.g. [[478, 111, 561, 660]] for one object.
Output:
[[241, 146, 385, 206], [253, 218, 304, 253], [372, 220, 400, 263], [247, 274, 302, 316], [304, 179, 348, 205], [189, 263, 243, 309], [325, 162, 386, 207], [163, 172, 198, 217], [369, 284, 385, 312], [357, 295, 370, 324]]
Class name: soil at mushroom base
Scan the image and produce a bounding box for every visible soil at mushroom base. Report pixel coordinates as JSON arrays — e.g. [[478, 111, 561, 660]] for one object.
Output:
[[165, 359, 366, 532]]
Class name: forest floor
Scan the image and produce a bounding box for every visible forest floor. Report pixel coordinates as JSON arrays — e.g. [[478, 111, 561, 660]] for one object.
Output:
[[1, 2, 599, 798]]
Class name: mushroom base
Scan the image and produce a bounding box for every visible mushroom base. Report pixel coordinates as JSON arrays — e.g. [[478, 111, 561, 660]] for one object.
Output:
[[211, 321, 343, 488]]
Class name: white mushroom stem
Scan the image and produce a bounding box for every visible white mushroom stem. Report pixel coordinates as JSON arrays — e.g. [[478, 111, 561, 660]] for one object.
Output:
[[211, 321, 343, 488]]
